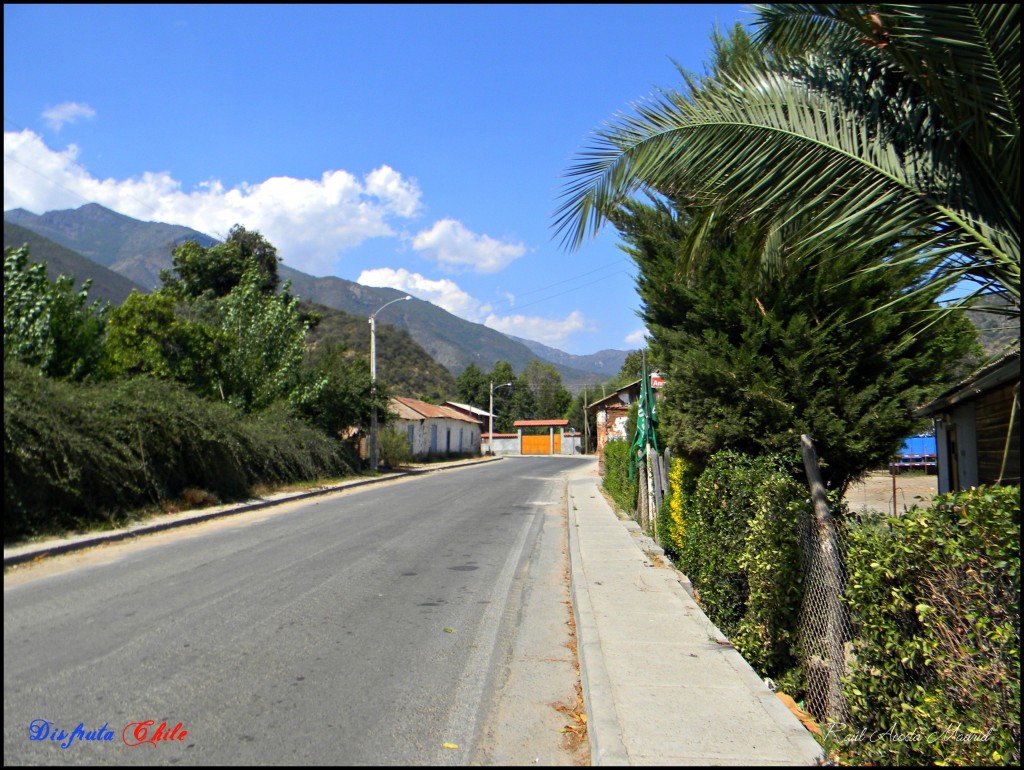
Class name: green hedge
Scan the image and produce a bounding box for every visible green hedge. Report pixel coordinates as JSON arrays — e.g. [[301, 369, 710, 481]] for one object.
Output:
[[840, 485, 1020, 766], [673, 450, 808, 684], [4, 360, 355, 543], [602, 439, 637, 515]]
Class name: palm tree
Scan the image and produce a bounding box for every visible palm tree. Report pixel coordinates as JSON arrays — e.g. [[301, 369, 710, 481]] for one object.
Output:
[[554, 4, 1019, 316]]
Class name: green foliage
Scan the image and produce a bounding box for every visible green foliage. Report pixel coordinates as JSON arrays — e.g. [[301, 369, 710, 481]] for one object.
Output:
[[292, 345, 380, 438], [377, 428, 412, 469], [4, 359, 354, 543], [602, 439, 637, 515], [674, 450, 809, 682], [840, 485, 1020, 766], [565, 388, 597, 451], [557, 6, 1019, 315], [519, 359, 572, 419], [456, 363, 489, 409], [161, 224, 280, 300], [218, 266, 313, 413], [98, 290, 227, 397], [4, 244, 107, 380], [489, 361, 517, 432], [615, 199, 980, 491], [656, 454, 699, 559]]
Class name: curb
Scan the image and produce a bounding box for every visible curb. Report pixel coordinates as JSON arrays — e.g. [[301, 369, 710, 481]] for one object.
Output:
[[4, 456, 501, 568], [565, 474, 631, 766]]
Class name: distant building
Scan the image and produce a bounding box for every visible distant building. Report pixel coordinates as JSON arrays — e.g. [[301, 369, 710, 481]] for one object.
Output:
[[914, 350, 1020, 493], [389, 396, 482, 456], [586, 380, 642, 473]]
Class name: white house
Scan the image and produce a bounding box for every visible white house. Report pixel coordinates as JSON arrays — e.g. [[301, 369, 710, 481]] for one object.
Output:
[[389, 396, 482, 457]]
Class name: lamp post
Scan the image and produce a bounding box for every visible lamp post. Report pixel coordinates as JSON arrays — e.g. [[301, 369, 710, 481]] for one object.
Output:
[[369, 295, 411, 471], [488, 381, 513, 455]]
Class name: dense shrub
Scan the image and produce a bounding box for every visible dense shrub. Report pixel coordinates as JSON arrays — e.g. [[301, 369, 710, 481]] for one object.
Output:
[[656, 454, 698, 559], [377, 428, 412, 468], [672, 450, 808, 683], [602, 439, 637, 515], [4, 244, 107, 380], [4, 360, 354, 543], [840, 485, 1020, 766]]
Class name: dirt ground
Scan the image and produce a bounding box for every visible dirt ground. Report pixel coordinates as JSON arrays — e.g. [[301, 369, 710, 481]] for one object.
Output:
[[844, 470, 938, 515]]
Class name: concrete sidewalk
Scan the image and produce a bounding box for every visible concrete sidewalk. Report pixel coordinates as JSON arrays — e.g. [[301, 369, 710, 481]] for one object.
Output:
[[565, 460, 824, 766]]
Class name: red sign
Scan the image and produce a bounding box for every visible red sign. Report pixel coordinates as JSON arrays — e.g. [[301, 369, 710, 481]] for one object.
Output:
[[650, 372, 665, 389]]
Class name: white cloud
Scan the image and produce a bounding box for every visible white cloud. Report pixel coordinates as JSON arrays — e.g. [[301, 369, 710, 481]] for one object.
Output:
[[359, 266, 594, 348], [484, 310, 595, 348], [2, 129, 422, 276], [624, 329, 648, 347], [412, 218, 526, 273], [358, 267, 488, 320], [42, 102, 96, 131]]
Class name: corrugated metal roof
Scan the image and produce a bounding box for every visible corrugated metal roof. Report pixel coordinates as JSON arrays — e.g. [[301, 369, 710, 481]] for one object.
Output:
[[443, 401, 491, 418], [914, 349, 1020, 416], [390, 396, 482, 424], [513, 419, 569, 427], [586, 380, 641, 412]]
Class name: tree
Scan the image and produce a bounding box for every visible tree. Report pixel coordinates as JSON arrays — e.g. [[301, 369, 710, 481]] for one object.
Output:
[[218, 266, 313, 413], [565, 388, 597, 451], [511, 370, 538, 424], [4, 244, 107, 381], [555, 5, 1019, 317], [161, 224, 281, 300], [615, 198, 980, 492], [489, 361, 517, 432], [456, 363, 489, 409], [292, 345, 382, 439], [520, 359, 572, 419], [98, 291, 227, 398]]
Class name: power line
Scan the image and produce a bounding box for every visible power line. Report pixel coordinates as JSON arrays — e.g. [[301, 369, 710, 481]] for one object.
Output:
[[502, 269, 635, 313]]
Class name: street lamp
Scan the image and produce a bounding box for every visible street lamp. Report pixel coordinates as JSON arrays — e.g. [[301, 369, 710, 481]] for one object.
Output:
[[488, 380, 513, 456], [369, 295, 411, 471]]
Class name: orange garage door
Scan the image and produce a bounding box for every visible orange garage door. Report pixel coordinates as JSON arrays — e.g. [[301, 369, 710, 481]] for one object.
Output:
[[521, 434, 561, 455]]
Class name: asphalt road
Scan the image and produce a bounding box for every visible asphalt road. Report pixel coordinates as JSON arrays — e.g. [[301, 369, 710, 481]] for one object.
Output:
[[4, 456, 592, 765]]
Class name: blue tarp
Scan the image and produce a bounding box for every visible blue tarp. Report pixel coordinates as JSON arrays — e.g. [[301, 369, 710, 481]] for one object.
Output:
[[899, 435, 937, 457]]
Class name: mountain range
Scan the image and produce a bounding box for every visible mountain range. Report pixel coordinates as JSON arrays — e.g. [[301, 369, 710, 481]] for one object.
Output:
[[4, 204, 632, 392]]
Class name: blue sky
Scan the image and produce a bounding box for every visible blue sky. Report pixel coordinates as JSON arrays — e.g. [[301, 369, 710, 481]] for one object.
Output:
[[4, 3, 751, 356]]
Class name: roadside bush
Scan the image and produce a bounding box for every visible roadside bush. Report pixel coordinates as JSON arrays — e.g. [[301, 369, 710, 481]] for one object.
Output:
[[673, 450, 807, 683], [841, 484, 1020, 766], [731, 465, 807, 680], [602, 439, 637, 515], [656, 454, 699, 559], [4, 360, 354, 543], [677, 450, 759, 632], [377, 427, 412, 468]]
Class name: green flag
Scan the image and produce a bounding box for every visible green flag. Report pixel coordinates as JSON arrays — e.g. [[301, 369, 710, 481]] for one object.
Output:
[[628, 360, 657, 480]]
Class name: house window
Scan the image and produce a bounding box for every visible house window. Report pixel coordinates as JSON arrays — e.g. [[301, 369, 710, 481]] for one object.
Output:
[[407, 425, 414, 450]]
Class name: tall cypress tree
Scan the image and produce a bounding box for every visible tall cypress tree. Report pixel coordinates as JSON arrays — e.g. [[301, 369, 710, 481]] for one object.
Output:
[[613, 199, 981, 492]]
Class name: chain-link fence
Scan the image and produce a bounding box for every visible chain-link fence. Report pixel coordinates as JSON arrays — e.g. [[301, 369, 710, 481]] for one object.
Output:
[[798, 504, 853, 725]]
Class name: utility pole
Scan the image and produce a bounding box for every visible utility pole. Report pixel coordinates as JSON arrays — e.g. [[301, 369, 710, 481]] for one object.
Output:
[[488, 380, 512, 455], [582, 386, 588, 455], [369, 295, 411, 471]]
